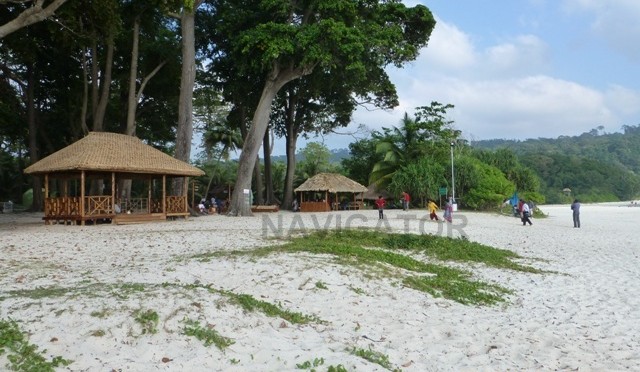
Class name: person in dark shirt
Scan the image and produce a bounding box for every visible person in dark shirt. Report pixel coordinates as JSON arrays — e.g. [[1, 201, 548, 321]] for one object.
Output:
[[571, 199, 581, 228]]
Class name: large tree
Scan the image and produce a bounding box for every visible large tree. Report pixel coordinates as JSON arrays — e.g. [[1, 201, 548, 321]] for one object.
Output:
[[212, 0, 435, 216], [0, 0, 68, 39]]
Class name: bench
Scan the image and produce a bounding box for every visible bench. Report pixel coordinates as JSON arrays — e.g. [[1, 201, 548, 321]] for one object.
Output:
[[251, 205, 279, 213], [347, 201, 364, 210]]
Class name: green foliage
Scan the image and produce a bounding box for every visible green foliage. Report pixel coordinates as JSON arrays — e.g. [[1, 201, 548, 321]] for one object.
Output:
[[230, 229, 545, 305], [370, 103, 459, 189], [327, 365, 348, 372], [388, 158, 446, 204], [349, 347, 396, 370], [296, 357, 325, 369], [295, 142, 338, 184], [133, 309, 159, 335], [182, 319, 235, 350], [341, 138, 382, 187], [0, 319, 73, 371], [453, 156, 515, 210], [474, 126, 640, 202], [218, 291, 322, 325]]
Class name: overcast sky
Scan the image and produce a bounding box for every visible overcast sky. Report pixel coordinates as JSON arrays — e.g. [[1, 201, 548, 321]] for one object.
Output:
[[282, 0, 640, 155]]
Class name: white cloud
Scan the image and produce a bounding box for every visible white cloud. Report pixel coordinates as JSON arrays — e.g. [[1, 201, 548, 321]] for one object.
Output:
[[562, 0, 640, 62], [484, 35, 550, 76], [421, 18, 476, 71], [604, 85, 640, 119]]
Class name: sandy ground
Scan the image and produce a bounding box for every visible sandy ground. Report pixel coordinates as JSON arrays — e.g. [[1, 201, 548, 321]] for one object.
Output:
[[1, 203, 639, 371]]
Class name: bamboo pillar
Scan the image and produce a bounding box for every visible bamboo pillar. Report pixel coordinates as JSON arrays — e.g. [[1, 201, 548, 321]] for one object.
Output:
[[44, 174, 49, 224], [183, 177, 189, 214], [162, 175, 166, 215], [80, 171, 86, 225], [147, 176, 152, 213], [111, 172, 115, 215]]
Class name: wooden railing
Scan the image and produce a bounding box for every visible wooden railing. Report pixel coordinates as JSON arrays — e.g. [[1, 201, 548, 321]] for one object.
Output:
[[85, 196, 114, 216], [166, 196, 187, 214], [44, 197, 81, 218]]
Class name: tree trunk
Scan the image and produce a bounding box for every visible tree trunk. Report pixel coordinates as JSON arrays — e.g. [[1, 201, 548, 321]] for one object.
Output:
[[125, 17, 140, 136], [281, 89, 299, 210], [252, 155, 263, 205], [93, 35, 114, 132], [282, 124, 298, 210], [26, 64, 42, 211], [263, 128, 278, 205], [228, 64, 309, 216], [173, 5, 199, 195], [0, 0, 68, 39], [80, 47, 89, 135]]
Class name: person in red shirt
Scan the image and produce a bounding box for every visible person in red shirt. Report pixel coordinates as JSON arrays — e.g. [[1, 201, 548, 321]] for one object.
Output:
[[375, 195, 386, 219], [401, 191, 410, 211]]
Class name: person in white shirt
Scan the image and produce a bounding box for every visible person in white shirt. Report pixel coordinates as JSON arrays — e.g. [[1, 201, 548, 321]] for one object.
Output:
[[521, 200, 533, 226]]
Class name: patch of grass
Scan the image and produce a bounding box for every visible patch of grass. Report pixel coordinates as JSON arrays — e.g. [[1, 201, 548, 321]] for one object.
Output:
[[315, 281, 328, 290], [0, 318, 73, 371], [133, 309, 159, 335], [182, 319, 234, 350], [191, 229, 545, 306], [380, 232, 543, 273], [215, 289, 323, 325], [90, 309, 110, 318], [327, 365, 348, 372], [349, 346, 397, 371], [296, 357, 325, 369], [90, 329, 106, 337]]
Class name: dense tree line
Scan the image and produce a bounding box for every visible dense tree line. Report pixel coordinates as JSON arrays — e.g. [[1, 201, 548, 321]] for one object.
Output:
[[473, 125, 640, 203], [0, 0, 436, 214]]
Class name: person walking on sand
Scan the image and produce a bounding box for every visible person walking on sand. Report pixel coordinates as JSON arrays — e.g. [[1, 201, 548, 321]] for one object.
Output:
[[427, 199, 439, 221], [521, 199, 533, 226], [401, 191, 410, 211], [443, 197, 453, 223], [375, 195, 386, 219], [571, 199, 581, 228]]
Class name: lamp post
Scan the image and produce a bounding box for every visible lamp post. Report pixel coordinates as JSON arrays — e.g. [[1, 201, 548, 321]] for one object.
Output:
[[450, 142, 456, 208]]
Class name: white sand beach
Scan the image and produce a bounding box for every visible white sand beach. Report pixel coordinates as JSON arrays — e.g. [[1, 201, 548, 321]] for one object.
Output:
[[1, 203, 639, 371]]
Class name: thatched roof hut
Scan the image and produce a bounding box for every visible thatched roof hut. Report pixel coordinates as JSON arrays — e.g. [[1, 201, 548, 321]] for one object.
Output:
[[294, 173, 367, 212], [24, 132, 203, 225], [294, 173, 367, 193], [24, 132, 203, 176]]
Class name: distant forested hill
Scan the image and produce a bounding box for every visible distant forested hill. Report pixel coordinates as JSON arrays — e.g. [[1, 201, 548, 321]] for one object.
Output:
[[472, 125, 640, 202], [272, 148, 350, 164]]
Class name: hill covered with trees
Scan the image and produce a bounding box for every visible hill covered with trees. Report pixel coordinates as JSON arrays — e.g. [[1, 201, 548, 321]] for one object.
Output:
[[471, 125, 640, 203]]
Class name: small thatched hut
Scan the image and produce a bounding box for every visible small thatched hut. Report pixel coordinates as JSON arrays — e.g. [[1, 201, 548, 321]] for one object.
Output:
[[294, 173, 367, 212], [24, 132, 204, 225]]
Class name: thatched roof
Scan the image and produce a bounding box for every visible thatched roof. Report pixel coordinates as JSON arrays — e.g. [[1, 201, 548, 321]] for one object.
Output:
[[294, 173, 367, 193], [24, 132, 205, 176], [358, 183, 391, 200]]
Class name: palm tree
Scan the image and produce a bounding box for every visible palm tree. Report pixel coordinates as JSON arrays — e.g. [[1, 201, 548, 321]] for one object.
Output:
[[202, 122, 243, 195], [369, 113, 419, 188]]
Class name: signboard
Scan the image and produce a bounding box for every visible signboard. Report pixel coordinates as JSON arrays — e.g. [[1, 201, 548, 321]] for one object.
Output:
[[438, 187, 447, 196]]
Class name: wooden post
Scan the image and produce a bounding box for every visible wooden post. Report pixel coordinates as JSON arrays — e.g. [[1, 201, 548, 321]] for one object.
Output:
[[80, 171, 86, 225], [162, 175, 166, 215], [44, 174, 49, 224], [147, 176, 152, 213], [183, 177, 189, 214], [111, 172, 115, 215]]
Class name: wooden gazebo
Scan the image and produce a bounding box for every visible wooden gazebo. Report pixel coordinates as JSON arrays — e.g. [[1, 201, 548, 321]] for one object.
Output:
[[294, 173, 367, 212], [24, 132, 205, 225]]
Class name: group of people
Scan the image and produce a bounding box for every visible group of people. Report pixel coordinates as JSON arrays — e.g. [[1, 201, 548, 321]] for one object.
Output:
[[517, 199, 533, 226], [374, 192, 454, 223], [197, 196, 226, 215]]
